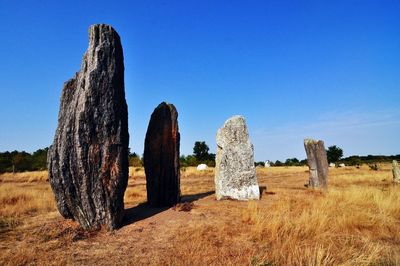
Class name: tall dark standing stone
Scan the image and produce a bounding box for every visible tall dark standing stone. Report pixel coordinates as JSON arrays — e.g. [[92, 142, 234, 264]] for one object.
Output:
[[47, 24, 129, 230], [144, 102, 180, 207], [304, 139, 329, 189]]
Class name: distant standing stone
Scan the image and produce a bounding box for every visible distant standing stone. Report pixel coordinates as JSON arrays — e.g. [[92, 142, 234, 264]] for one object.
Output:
[[215, 115, 260, 200], [144, 102, 181, 207], [47, 24, 129, 230], [393, 160, 400, 184], [197, 164, 208, 171], [304, 139, 329, 189]]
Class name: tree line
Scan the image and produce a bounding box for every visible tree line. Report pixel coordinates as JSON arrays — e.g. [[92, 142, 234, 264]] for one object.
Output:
[[1, 144, 398, 173], [0, 148, 48, 173], [259, 146, 399, 167], [128, 141, 216, 168]]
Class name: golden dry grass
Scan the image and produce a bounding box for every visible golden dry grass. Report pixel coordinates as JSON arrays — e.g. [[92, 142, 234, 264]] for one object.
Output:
[[0, 170, 48, 183], [0, 182, 56, 233], [239, 186, 400, 265], [0, 164, 399, 265]]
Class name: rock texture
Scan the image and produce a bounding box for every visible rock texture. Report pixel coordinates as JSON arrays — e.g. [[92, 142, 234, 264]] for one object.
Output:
[[304, 139, 329, 189], [144, 102, 180, 207], [393, 160, 400, 184], [47, 24, 129, 230], [215, 115, 259, 200]]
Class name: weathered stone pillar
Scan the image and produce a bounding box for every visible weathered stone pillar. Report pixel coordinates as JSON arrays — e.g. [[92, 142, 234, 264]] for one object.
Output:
[[144, 102, 180, 207], [393, 160, 400, 184], [304, 139, 329, 189], [215, 115, 260, 200], [47, 24, 129, 230]]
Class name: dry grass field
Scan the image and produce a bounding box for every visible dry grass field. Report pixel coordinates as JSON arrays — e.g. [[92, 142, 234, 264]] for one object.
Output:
[[0, 164, 399, 265]]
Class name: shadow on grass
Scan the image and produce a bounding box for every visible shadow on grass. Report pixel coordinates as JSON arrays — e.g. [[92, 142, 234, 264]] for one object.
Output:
[[122, 190, 214, 226], [181, 191, 214, 203], [122, 202, 169, 226]]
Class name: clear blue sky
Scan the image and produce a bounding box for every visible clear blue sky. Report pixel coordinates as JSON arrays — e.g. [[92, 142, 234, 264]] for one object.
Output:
[[0, 1, 399, 161]]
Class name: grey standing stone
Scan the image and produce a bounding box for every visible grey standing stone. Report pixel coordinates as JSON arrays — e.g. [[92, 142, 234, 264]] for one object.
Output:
[[393, 160, 400, 184], [215, 115, 260, 200], [144, 102, 181, 207], [304, 139, 329, 189], [47, 24, 129, 230]]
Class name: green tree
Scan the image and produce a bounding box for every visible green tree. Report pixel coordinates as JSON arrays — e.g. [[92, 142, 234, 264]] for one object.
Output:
[[326, 145, 343, 163], [299, 159, 308, 166], [128, 152, 142, 167], [0, 151, 13, 173], [285, 158, 299, 166], [255, 161, 265, 167], [31, 148, 48, 170], [205, 153, 216, 167], [345, 156, 363, 167], [193, 141, 210, 162], [185, 155, 198, 166], [179, 155, 188, 167], [12, 151, 32, 172]]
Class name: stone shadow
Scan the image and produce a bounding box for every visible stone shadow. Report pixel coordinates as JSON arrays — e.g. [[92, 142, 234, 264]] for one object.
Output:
[[259, 185, 267, 196], [180, 191, 214, 203], [122, 190, 214, 226], [122, 203, 169, 226]]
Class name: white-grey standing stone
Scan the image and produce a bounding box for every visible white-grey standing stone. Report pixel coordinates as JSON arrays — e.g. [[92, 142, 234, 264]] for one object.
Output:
[[393, 160, 400, 184], [304, 139, 329, 189], [215, 115, 260, 200]]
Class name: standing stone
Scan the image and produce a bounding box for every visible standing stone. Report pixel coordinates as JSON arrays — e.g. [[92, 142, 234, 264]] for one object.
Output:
[[393, 160, 400, 184], [47, 24, 129, 230], [144, 102, 180, 207], [304, 139, 329, 189], [215, 115, 259, 200]]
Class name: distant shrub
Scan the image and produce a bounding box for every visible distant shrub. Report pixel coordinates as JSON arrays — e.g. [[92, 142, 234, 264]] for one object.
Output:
[[128, 152, 142, 167], [0, 149, 48, 173], [368, 164, 379, 171], [299, 159, 308, 166], [134, 167, 143, 172], [326, 145, 343, 163], [284, 158, 299, 166], [345, 157, 363, 167], [255, 161, 265, 167]]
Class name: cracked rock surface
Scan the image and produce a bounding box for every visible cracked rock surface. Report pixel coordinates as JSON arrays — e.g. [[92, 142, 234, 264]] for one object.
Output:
[[144, 102, 181, 207], [304, 139, 329, 189], [215, 115, 259, 200], [48, 24, 129, 230]]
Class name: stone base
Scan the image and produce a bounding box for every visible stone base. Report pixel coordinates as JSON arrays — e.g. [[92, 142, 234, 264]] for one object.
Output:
[[216, 184, 260, 200]]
